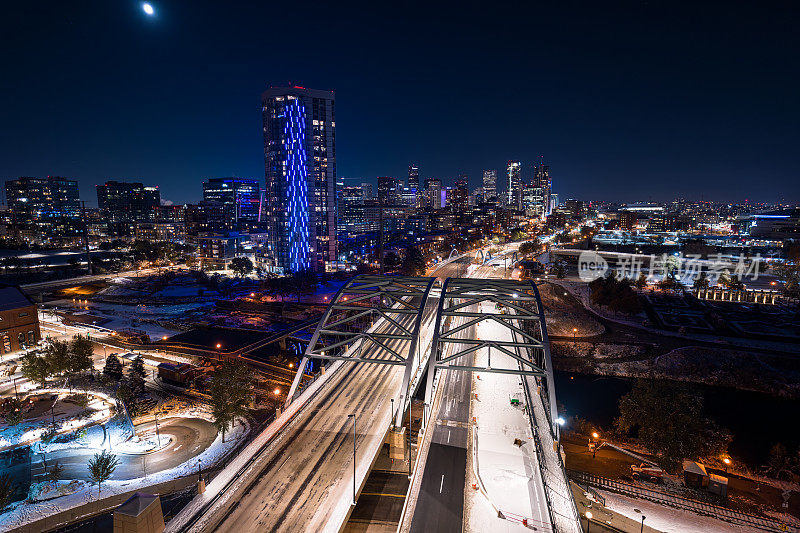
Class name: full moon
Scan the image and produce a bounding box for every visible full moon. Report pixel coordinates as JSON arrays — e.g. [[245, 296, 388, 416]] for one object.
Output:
[[142, 3, 154, 15]]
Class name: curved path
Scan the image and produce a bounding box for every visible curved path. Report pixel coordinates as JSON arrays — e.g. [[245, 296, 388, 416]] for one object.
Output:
[[35, 417, 217, 481]]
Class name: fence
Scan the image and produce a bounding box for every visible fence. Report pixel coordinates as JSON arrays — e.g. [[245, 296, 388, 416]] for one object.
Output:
[[568, 470, 799, 533]]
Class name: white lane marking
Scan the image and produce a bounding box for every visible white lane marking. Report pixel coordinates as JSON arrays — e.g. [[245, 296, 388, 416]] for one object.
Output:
[[439, 474, 445, 493], [447, 430, 451, 443], [173, 445, 182, 451]]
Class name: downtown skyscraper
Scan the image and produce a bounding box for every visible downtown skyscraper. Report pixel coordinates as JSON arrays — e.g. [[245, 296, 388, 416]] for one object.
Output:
[[507, 161, 522, 211], [482, 170, 497, 202], [262, 87, 337, 274]]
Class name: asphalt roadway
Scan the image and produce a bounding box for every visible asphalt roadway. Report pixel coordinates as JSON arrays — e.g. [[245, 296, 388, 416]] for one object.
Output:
[[409, 260, 502, 532], [202, 315, 419, 533], [34, 417, 217, 480]]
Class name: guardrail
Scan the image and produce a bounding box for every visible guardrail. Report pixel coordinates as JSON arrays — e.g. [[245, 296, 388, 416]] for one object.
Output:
[[567, 470, 799, 533]]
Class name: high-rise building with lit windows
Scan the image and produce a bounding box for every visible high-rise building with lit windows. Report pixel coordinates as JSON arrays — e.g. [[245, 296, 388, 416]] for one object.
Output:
[[507, 161, 522, 211], [262, 86, 336, 274], [482, 170, 497, 203]]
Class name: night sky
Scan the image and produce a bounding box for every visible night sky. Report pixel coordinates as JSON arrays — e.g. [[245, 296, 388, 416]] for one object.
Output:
[[1, 1, 798, 206]]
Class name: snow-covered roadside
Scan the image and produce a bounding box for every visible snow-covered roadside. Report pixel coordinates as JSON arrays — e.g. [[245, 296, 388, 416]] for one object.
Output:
[[0, 407, 249, 532], [465, 307, 552, 532], [598, 489, 765, 533]]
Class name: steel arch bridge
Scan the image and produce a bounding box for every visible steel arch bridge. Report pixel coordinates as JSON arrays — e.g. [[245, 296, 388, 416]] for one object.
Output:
[[286, 274, 436, 427], [424, 277, 560, 435], [286, 274, 558, 433]]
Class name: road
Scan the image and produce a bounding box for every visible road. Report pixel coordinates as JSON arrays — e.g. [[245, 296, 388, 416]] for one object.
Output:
[[409, 261, 498, 532], [33, 417, 217, 480], [198, 313, 420, 533]]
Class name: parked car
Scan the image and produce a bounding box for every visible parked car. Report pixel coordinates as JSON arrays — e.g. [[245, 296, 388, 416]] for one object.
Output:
[[631, 463, 665, 482]]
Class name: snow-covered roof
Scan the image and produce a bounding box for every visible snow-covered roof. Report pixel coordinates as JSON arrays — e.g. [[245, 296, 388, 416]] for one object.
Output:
[[682, 460, 708, 476], [116, 492, 160, 517]]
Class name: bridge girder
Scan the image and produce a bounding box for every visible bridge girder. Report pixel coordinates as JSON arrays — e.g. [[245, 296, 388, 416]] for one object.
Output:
[[286, 274, 435, 427], [424, 277, 560, 436]]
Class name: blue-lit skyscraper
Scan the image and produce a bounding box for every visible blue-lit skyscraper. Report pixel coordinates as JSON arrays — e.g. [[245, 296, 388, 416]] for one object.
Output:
[[262, 87, 337, 274]]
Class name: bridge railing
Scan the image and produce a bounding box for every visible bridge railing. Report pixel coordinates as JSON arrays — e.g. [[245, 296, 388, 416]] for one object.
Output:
[[568, 470, 799, 533]]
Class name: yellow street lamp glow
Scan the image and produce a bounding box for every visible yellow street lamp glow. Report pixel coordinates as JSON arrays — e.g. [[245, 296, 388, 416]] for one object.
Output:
[[723, 457, 731, 464], [592, 432, 599, 439], [274, 388, 281, 396], [585, 511, 593, 520]]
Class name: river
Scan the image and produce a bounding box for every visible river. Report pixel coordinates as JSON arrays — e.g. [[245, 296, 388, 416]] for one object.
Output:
[[554, 371, 800, 467]]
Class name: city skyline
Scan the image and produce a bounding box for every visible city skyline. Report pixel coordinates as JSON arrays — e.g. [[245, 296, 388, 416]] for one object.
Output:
[[2, 1, 798, 206]]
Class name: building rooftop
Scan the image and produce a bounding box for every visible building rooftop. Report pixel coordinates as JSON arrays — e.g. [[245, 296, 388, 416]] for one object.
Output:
[[0, 286, 34, 312]]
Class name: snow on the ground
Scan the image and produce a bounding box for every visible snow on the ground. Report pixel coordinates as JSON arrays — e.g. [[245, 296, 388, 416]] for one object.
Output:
[[598, 489, 765, 533], [0, 406, 248, 532], [114, 433, 174, 454], [465, 304, 553, 532]]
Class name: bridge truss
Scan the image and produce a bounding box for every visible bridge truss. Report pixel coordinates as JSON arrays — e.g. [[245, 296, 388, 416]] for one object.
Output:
[[424, 277, 560, 435], [287, 274, 436, 427]]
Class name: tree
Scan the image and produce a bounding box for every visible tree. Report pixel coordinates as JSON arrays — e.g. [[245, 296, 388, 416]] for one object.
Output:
[[87, 450, 120, 495], [128, 355, 146, 394], [230, 257, 254, 277], [103, 354, 123, 382], [0, 474, 14, 513], [615, 379, 731, 472], [21, 351, 50, 386], [209, 361, 253, 442], [400, 247, 427, 276], [4, 397, 24, 426], [288, 269, 318, 302], [69, 335, 94, 375], [635, 272, 648, 290], [519, 239, 541, 257], [116, 379, 139, 418], [44, 339, 70, 376], [765, 443, 793, 480]]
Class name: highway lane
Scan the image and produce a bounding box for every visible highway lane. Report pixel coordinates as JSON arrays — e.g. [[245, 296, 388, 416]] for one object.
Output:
[[203, 313, 421, 533], [410, 261, 498, 532], [408, 259, 513, 531]]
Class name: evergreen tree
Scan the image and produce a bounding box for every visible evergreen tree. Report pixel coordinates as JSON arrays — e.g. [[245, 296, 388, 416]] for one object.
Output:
[[87, 450, 119, 495], [128, 355, 147, 394], [103, 354, 123, 382], [44, 339, 70, 376], [21, 351, 50, 386], [209, 361, 253, 442], [69, 335, 94, 375]]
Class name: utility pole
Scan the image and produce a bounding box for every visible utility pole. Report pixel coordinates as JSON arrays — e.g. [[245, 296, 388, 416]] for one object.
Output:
[[81, 201, 94, 275]]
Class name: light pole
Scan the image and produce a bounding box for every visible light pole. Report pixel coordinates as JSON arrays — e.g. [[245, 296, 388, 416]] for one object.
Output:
[[585, 511, 593, 532], [390, 399, 394, 429], [723, 457, 730, 473], [198, 458, 203, 482], [216, 343, 222, 363], [154, 408, 161, 446], [348, 413, 356, 505], [573, 327, 577, 344], [640, 515, 646, 533]]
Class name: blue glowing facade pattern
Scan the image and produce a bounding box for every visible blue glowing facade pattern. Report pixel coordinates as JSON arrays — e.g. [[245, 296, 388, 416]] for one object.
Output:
[[263, 87, 337, 274], [284, 100, 311, 272]]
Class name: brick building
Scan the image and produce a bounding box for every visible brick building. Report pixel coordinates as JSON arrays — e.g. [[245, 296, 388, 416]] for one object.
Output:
[[0, 286, 40, 355]]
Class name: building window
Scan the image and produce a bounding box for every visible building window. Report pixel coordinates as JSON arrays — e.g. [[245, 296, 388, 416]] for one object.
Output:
[[28, 331, 35, 345], [19, 312, 28, 318], [18, 332, 25, 349]]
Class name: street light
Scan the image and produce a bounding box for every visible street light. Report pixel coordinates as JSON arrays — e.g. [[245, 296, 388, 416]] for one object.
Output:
[[585, 511, 593, 532], [216, 343, 222, 362], [573, 327, 577, 344], [723, 457, 731, 473], [348, 413, 357, 505], [640, 515, 646, 533], [198, 458, 203, 482]]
